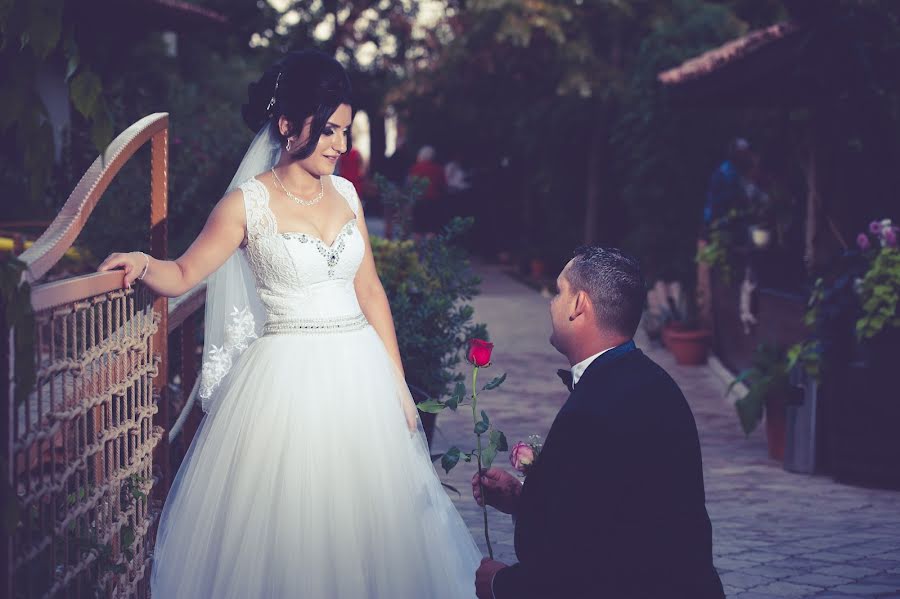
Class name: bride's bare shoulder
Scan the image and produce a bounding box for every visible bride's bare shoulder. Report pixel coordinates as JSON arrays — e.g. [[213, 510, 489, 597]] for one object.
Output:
[[209, 188, 248, 226]]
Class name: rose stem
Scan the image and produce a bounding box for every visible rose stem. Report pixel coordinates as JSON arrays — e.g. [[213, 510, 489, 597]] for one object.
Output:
[[472, 366, 494, 559]]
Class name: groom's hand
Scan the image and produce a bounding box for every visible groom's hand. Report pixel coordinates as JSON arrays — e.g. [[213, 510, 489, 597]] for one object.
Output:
[[476, 558, 508, 599], [472, 468, 522, 515]]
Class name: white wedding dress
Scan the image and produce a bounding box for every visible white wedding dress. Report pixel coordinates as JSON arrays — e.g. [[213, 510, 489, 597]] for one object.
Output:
[[150, 175, 481, 598]]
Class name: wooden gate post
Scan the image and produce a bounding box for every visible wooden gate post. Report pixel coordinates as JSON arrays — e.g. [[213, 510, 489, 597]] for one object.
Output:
[[150, 127, 170, 500]]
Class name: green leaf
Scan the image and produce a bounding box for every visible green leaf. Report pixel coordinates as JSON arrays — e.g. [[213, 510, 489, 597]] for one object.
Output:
[[474, 421, 489, 435], [725, 369, 753, 397], [481, 441, 498, 469], [90, 106, 113, 153], [24, 0, 63, 59], [69, 69, 102, 118], [482, 373, 507, 391], [480, 410, 490, 427], [735, 393, 765, 436], [441, 447, 461, 473], [450, 381, 465, 406], [489, 430, 508, 452], [417, 399, 446, 414], [445, 396, 459, 411], [441, 482, 461, 496]]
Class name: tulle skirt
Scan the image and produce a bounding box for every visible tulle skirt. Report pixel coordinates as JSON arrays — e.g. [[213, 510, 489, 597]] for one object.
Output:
[[150, 326, 481, 598]]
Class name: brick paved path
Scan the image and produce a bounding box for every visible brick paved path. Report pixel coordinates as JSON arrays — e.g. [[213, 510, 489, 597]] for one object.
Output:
[[435, 263, 900, 598]]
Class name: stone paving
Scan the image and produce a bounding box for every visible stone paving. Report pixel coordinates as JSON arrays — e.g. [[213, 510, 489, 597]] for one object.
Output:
[[435, 263, 900, 598]]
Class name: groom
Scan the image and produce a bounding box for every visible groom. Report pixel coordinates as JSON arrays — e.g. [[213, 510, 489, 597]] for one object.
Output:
[[472, 246, 724, 599]]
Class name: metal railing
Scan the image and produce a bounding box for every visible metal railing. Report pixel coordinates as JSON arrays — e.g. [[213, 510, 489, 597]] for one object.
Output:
[[2, 113, 208, 598]]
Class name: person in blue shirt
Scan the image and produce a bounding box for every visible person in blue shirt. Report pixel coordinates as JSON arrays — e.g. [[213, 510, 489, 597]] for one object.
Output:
[[702, 138, 755, 239]]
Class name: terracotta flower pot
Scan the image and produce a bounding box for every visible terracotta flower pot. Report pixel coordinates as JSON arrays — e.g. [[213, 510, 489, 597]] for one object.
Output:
[[665, 327, 712, 365], [661, 322, 688, 349]]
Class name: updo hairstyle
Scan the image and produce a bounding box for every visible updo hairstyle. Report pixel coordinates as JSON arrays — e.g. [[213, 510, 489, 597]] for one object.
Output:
[[241, 49, 353, 160]]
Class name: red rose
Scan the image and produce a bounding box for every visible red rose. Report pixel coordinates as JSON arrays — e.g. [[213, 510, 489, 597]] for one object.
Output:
[[467, 339, 494, 367]]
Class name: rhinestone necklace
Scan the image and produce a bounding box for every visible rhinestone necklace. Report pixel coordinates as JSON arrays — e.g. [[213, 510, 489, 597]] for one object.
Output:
[[271, 168, 324, 206]]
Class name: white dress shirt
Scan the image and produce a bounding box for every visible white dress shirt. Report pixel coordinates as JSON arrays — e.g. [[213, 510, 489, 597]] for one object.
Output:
[[570, 346, 615, 387]]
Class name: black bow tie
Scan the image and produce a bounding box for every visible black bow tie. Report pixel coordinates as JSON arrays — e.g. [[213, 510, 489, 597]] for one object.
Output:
[[556, 368, 573, 393]]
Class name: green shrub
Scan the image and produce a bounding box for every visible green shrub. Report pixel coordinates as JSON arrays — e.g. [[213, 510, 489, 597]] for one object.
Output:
[[371, 218, 487, 401]]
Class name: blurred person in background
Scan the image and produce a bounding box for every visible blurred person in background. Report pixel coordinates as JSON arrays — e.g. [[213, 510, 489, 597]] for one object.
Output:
[[409, 144, 447, 234]]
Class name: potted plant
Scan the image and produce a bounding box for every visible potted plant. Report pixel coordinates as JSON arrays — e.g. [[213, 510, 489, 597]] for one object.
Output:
[[727, 343, 801, 461], [661, 283, 712, 365], [792, 218, 900, 488]]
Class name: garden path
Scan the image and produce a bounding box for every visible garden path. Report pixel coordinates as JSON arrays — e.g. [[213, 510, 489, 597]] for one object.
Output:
[[435, 263, 900, 598]]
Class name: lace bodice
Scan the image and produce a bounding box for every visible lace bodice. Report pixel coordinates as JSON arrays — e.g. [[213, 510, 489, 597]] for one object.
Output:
[[239, 175, 364, 324]]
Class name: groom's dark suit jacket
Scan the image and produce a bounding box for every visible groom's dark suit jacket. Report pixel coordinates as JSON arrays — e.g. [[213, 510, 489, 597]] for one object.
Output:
[[492, 341, 724, 599]]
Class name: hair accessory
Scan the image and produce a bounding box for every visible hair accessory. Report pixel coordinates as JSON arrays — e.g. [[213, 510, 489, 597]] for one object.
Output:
[[266, 71, 282, 116]]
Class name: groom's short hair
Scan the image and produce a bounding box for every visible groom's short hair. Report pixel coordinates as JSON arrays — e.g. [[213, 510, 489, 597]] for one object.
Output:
[[567, 246, 646, 338]]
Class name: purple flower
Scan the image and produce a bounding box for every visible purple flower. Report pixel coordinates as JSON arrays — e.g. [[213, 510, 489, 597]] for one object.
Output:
[[857, 233, 871, 250], [869, 220, 882, 235], [884, 227, 897, 248]]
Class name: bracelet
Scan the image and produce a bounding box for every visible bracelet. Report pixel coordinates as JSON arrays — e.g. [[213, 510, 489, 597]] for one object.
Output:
[[137, 252, 150, 281]]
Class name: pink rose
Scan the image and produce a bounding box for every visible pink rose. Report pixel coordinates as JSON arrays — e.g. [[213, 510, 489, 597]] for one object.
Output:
[[509, 442, 535, 473], [870, 220, 882, 235], [884, 227, 897, 248], [857, 233, 871, 250]]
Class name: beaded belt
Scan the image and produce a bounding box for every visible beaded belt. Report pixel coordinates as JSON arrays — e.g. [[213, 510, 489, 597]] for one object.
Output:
[[262, 313, 369, 336]]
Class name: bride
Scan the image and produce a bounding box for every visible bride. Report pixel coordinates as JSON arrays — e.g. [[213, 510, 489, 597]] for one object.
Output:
[[99, 50, 481, 597]]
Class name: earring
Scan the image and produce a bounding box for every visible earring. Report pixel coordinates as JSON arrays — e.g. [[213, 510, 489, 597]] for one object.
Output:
[[285, 138, 293, 152]]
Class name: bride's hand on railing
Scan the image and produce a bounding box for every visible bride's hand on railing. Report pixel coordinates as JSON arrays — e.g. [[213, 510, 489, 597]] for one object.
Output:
[[98, 251, 150, 289], [96, 188, 247, 297]]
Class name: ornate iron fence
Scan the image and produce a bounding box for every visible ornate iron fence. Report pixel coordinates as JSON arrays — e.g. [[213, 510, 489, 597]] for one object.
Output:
[[2, 113, 207, 598]]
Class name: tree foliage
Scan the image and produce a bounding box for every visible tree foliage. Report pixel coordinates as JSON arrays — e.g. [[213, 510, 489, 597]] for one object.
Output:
[[396, 0, 773, 277], [0, 0, 113, 202]]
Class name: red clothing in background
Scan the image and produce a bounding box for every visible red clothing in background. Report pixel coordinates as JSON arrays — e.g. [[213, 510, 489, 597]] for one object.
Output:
[[408, 160, 446, 202], [339, 148, 364, 197]]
